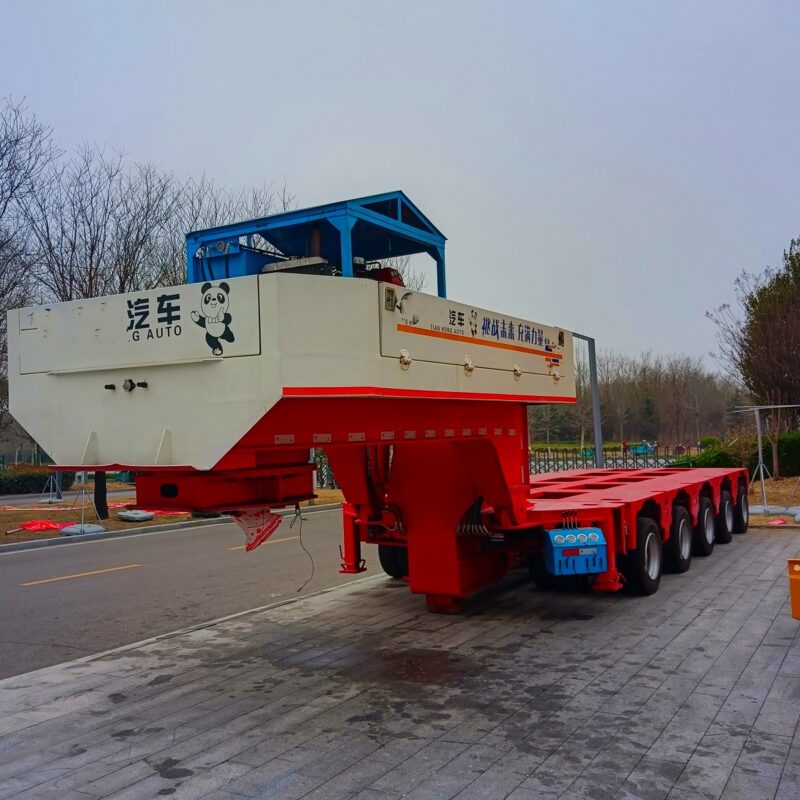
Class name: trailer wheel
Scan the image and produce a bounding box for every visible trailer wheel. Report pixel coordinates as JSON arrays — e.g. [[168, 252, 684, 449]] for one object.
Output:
[[693, 497, 715, 557], [378, 545, 408, 579], [665, 505, 692, 574], [733, 486, 749, 534], [626, 517, 662, 595], [715, 490, 734, 544]]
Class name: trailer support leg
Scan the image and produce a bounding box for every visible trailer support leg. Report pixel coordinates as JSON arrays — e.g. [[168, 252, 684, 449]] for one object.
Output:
[[592, 569, 624, 592], [339, 504, 366, 574], [592, 519, 624, 592]]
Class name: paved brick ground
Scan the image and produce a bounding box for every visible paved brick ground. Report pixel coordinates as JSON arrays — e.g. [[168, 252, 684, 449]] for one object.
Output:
[[1, 528, 800, 800]]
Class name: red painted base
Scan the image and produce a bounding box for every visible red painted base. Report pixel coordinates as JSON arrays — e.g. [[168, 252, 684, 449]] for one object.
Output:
[[592, 570, 625, 592], [118, 394, 749, 613], [426, 595, 465, 614]]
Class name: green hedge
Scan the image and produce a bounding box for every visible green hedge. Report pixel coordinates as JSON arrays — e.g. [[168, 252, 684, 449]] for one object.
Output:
[[765, 431, 800, 477], [0, 469, 76, 494], [673, 448, 739, 469], [674, 431, 800, 476]]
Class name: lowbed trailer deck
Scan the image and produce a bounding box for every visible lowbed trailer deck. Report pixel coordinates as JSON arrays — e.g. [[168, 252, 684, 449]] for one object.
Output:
[[7, 192, 750, 612], [524, 466, 749, 589], [346, 463, 749, 612]]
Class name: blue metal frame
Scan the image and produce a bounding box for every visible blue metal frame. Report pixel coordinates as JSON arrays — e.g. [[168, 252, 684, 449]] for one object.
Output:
[[185, 191, 448, 297]]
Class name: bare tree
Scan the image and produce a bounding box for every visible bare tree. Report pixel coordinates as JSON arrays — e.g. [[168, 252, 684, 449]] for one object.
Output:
[[0, 98, 57, 429], [108, 163, 181, 293], [0, 97, 56, 244], [599, 351, 636, 442], [25, 145, 124, 301], [156, 177, 295, 287]]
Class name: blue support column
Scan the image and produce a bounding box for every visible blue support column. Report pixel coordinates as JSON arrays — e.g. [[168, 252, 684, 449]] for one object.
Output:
[[185, 236, 198, 282], [433, 245, 446, 297], [332, 214, 357, 277]]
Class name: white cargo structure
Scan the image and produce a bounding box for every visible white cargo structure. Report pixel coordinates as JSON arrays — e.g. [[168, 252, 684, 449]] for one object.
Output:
[[8, 273, 575, 471]]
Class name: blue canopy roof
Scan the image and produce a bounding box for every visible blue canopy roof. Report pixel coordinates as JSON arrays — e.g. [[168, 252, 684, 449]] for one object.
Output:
[[185, 191, 447, 296]]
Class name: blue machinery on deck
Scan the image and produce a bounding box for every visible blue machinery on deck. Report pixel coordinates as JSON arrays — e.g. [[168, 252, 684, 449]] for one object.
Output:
[[184, 190, 448, 297]]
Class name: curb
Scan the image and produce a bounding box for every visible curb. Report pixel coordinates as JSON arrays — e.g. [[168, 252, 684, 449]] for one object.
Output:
[[0, 503, 342, 554]]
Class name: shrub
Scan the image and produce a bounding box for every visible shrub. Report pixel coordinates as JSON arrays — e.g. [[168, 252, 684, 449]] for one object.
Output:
[[699, 435, 720, 450], [674, 432, 800, 476], [672, 447, 739, 469], [752, 431, 800, 477], [777, 431, 800, 476], [0, 466, 75, 494]]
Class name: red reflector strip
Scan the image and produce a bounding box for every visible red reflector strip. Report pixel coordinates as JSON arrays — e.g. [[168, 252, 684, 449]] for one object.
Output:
[[562, 548, 580, 556]]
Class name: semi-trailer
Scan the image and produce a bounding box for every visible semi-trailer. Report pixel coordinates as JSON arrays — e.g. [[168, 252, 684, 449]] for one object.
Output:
[[7, 192, 748, 612]]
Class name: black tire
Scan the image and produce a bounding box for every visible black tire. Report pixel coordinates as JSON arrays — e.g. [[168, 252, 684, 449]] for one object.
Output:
[[715, 490, 734, 544], [625, 517, 663, 596], [693, 496, 715, 557], [378, 544, 408, 579], [665, 505, 692, 574], [529, 556, 558, 590], [733, 486, 749, 534]]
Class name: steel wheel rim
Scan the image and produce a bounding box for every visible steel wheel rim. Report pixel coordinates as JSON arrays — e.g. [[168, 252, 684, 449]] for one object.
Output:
[[725, 501, 733, 532], [645, 530, 661, 580], [678, 518, 691, 560], [704, 508, 714, 544], [741, 495, 749, 524]]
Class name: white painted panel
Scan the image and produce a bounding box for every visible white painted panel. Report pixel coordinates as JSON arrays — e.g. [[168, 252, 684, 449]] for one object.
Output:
[[379, 286, 572, 378], [18, 276, 261, 374], [8, 274, 576, 470]]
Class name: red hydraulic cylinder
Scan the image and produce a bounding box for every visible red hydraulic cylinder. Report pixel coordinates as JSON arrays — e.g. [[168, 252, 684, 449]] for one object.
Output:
[[339, 503, 366, 574]]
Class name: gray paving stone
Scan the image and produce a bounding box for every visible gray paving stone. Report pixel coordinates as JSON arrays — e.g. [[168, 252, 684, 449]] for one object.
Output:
[[720, 766, 781, 800], [613, 756, 685, 800], [0, 530, 797, 800]]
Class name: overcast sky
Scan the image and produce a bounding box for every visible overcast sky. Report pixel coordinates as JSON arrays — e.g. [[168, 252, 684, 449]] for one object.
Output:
[[3, 1, 798, 360]]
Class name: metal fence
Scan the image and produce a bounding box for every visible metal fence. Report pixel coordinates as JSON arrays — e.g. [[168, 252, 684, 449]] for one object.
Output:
[[314, 452, 338, 488], [313, 446, 699, 485], [529, 446, 699, 474]]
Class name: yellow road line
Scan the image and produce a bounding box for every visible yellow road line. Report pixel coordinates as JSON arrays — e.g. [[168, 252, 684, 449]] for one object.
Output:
[[228, 535, 300, 552], [21, 563, 142, 587]]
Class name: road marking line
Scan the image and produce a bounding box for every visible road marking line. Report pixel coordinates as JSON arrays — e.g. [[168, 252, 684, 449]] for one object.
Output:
[[228, 535, 300, 551], [0, 508, 342, 556], [9, 573, 384, 680], [21, 564, 142, 587]]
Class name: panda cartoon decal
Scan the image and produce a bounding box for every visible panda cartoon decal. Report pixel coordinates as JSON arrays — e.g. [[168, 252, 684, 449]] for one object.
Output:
[[191, 281, 235, 355]]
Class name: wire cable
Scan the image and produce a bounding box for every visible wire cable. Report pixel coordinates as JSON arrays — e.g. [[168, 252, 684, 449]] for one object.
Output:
[[290, 503, 315, 592]]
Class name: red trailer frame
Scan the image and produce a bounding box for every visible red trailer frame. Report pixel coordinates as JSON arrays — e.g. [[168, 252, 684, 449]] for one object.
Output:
[[131, 395, 749, 613]]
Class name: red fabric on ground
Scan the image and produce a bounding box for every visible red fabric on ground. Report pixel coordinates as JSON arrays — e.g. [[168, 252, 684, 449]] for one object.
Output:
[[19, 520, 71, 531]]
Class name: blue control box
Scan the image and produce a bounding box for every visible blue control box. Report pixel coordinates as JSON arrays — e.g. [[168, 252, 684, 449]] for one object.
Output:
[[544, 528, 607, 576]]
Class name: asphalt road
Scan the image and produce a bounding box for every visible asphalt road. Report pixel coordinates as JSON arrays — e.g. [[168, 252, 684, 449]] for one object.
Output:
[[0, 509, 379, 679]]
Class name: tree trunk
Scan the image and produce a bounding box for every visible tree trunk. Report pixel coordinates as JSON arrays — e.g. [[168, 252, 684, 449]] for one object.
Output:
[[94, 471, 109, 520], [771, 405, 783, 480], [771, 437, 780, 481]]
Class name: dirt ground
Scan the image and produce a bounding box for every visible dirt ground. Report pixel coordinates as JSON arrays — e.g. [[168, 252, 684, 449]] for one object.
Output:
[[748, 476, 800, 527], [0, 488, 346, 544]]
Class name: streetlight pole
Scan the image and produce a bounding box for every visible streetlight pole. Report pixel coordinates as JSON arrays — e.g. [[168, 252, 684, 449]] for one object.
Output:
[[572, 332, 604, 468]]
